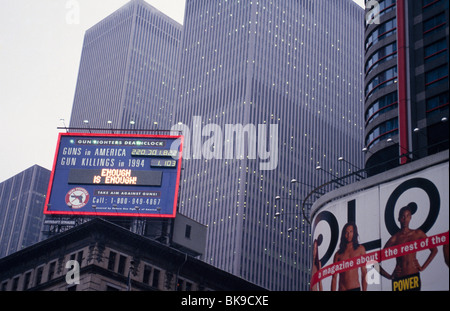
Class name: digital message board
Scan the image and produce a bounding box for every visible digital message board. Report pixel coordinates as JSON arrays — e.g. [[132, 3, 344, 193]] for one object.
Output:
[[44, 133, 183, 218]]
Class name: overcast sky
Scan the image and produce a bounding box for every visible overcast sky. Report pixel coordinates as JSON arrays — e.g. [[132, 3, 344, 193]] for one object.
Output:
[[0, 0, 364, 182]]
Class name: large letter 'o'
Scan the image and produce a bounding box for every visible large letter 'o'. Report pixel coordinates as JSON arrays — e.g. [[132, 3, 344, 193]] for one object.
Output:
[[384, 178, 440, 236], [313, 211, 339, 266]]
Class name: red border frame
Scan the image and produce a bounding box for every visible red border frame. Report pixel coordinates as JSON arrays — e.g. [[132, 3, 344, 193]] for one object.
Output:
[[43, 132, 183, 218]]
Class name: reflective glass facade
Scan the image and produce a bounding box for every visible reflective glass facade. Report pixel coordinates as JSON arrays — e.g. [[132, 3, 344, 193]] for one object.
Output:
[[0, 165, 50, 258], [69, 0, 182, 131], [174, 0, 364, 290]]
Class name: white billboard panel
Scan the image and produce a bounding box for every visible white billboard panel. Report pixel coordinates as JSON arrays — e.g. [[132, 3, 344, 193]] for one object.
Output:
[[311, 161, 449, 291]]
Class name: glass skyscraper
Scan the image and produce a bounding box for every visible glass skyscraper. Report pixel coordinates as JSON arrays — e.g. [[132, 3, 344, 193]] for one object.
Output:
[[174, 0, 364, 290], [0, 165, 50, 258], [66, 0, 364, 290], [69, 0, 182, 131]]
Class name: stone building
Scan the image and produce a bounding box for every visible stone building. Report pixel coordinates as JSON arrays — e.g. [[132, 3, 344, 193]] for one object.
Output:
[[0, 218, 265, 291]]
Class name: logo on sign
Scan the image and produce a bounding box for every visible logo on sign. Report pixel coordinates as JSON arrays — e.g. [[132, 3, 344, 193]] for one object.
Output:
[[65, 187, 90, 209]]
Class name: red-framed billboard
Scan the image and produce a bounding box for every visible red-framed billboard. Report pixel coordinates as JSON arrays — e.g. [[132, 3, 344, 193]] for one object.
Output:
[[44, 133, 183, 218]]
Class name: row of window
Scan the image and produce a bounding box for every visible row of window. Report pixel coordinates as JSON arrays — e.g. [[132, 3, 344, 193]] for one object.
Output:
[[365, 66, 446, 149], [365, 41, 397, 75], [1, 250, 84, 291], [424, 39, 447, 63], [365, 66, 397, 97], [365, 3, 448, 151], [427, 93, 449, 116], [365, 18, 397, 50], [365, 118, 398, 149], [366, 0, 396, 28], [365, 91, 398, 125], [422, 3, 448, 118], [106, 250, 163, 290], [0, 247, 200, 291], [105, 249, 197, 291], [423, 0, 444, 11], [423, 12, 446, 36], [366, 39, 448, 101], [425, 65, 449, 89]]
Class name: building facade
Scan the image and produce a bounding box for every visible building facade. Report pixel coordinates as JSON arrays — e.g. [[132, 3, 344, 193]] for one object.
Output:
[[69, 0, 182, 131], [305, 0, 450, 291], [364, 0, 449, 175], [173, 0, 364, 290], [0, 218, 265, 291], [0, 165, 50, 258]]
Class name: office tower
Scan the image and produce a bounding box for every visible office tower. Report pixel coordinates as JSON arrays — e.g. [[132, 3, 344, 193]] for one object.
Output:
[[69, 0, 182, 131], [364, 0, 449, 176], [0, 165, 51, 258], [174, 0, 364, 290]]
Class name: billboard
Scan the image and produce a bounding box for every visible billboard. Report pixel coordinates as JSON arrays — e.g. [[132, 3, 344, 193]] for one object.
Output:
[[311, 161, 449, 291], [44, 133, 183, 218]]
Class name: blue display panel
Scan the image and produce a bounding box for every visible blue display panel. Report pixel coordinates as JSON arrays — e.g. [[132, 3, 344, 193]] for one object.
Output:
[[44, 133, 183, 218]]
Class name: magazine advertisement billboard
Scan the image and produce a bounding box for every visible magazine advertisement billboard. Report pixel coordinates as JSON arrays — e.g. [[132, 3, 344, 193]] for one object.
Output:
[[44, 133, 183, 218], [311, 161, 449, 291]]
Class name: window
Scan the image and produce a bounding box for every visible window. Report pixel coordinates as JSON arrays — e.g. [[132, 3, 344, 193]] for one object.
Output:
[[426, 93, 449, 116], [143, 265, 152, 284], [118, 255, 127, 275], [77, 251, 84, 265], [365, 118, 399, 148], [365, 91, 398, 124], [365, 41, 397, 74], [185, 281, 193, 291], [424, 39, 447, 63], [106, 285, 120, 291], [107, 251, 117, 271], [48, 261, 56, 280], [423, 0, 443, 11], [365, 18, 397, 50], [177, 278, 184, 291], [425, 65, 448, 89], [35, 267, 43, 286], [152, 268, 160, 288], [11, 277, 19, 291], [423, 13, 446, 36], [23, 272, 31, 290], [185, 224, 192, 239], [423, 0, 440, 6], [365, 66, 397, 96], [366, 0, 396, 26]]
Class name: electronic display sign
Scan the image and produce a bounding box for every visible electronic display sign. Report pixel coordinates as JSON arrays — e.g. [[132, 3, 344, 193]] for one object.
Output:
[[44, 133, 183, 218]]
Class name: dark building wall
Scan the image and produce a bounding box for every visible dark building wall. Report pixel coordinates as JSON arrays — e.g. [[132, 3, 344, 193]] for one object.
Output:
[[364, 0, 449, 176]]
